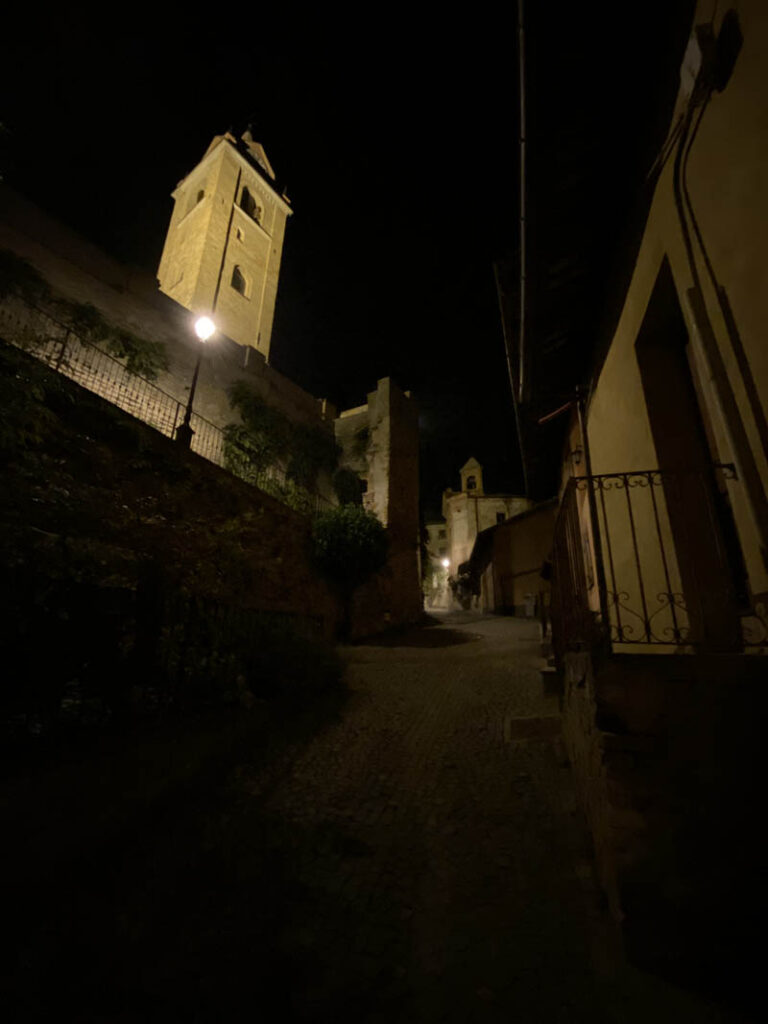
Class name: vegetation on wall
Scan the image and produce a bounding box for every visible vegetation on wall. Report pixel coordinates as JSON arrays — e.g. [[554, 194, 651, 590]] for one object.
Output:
[[351, 425, 371, 460], [311, 505, 388, 638], [0, 250, 168, 381], [0, 249, 51, 305], [57, 300, 169, 380], [224, 381, 339, 506]]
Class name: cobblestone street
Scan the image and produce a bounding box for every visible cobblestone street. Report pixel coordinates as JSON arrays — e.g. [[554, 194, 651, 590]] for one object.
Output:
[[226, 611, 732, 1022], [248, 611, 597, 1021], [5, 611, 737, 1021]]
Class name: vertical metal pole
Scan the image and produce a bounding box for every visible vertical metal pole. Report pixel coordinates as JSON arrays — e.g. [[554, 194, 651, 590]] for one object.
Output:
[[176, 347, 203, 448], [518, 0, 527, 404], [576, 388, 609, 641], [55, 330, 70, 371], [494, 263, 530, 497]]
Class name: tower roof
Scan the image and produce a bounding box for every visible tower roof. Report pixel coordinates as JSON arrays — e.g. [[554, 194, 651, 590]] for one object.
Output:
[[460, 457, 483, 472], [240, 128, 275, 180], [198, 129, 283, 194]]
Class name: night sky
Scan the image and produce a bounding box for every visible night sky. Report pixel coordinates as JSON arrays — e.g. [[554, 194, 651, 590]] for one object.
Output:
[[1, 4, 694, 516]]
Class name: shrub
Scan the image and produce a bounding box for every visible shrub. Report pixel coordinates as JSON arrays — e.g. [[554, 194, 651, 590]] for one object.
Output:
[[311, 505, 388, 638]]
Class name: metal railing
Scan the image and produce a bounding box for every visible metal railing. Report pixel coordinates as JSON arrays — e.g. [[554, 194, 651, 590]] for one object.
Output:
[[0, 299, 331, 516], [551, 465, 764, 653]]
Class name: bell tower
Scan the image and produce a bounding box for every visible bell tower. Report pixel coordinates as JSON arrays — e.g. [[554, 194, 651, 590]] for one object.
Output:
[[460, 457, 484, 495], [157, 129, 292, 361]]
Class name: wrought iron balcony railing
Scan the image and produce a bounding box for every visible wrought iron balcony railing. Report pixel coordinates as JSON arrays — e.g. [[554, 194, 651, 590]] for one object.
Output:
[[551, 466, 764, 654]]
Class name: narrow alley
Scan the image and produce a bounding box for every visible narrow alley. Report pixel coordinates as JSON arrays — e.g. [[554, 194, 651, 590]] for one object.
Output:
[[251, 611, 600, 1021], [234, 611, 733, 1023], [5, 613, 737, 1022]]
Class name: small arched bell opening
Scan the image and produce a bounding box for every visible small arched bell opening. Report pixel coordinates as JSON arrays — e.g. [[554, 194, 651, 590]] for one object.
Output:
[[240, 186, 262, 223]]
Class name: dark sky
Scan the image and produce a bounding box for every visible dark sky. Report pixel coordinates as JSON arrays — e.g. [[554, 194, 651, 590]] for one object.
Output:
[[1, 5, 693, 517]]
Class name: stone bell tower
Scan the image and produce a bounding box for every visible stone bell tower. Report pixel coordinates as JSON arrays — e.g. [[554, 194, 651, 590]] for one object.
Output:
[[460, 457, 484, 495], [157, 128, 292, 361]]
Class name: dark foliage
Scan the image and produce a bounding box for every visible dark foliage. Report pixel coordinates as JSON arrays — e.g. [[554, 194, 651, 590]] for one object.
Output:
[[0, 248, 51, 304], [332, 467, 364, 506], [225, 381, 339, 497], [0, 568, 342, 745], [311, 505, 388, 594], [57, 299, 169, 380]]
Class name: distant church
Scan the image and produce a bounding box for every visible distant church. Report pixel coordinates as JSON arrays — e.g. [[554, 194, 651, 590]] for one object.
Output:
[[442, 458, 531, 571], [157, 129, 292, 361]]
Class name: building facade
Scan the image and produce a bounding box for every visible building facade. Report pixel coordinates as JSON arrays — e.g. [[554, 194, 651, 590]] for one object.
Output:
[[523, 1, 768, 991], [441, 458, 530, 572], [157, 130, 292, 361], [335, 379, 422, 631], [423, 521, 450, 608]]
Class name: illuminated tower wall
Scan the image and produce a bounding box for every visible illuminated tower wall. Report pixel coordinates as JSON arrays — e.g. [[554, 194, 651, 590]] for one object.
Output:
[[157, 130, 292, 361]]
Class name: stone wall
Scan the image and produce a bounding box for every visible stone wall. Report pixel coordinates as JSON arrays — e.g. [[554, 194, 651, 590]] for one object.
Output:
[[0, 339, 341, 644], [335, 379, 423, 636], [0, 191, 422, 641], [562, 647, 768, 991], [0, 187, 334, 438]]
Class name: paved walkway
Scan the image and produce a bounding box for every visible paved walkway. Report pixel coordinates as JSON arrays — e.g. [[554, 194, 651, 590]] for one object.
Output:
[[7, 611, 738, 1021], [231, 611, 734, 1022]]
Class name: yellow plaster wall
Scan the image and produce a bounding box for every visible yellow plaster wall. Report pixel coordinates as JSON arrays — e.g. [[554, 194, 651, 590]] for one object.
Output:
[[583, 0, 768, 604]]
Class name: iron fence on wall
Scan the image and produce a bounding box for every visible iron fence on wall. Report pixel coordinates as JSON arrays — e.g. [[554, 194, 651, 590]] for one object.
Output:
[[551, 465, 766, 654], [0, 563, 329, 739], [0, 299, 331, 515]]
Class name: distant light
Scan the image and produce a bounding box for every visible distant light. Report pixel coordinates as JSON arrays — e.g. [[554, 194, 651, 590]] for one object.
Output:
[[441, 558, 450, 568], [194, 316, 216, 341]]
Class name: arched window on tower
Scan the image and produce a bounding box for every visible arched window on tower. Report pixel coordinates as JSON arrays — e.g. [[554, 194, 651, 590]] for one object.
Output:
[[466, 475, 477, 491], [240, 186, 262, 223], [231, 265, 249, 297]]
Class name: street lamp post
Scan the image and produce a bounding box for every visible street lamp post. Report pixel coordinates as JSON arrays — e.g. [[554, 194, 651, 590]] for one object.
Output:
[[176, 316, 215, 448]]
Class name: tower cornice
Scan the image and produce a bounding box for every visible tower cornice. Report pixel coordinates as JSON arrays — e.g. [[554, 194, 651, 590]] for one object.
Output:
[[173, 137, 293, 217]]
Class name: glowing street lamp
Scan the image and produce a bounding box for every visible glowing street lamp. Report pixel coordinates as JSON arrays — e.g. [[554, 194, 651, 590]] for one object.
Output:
[[441, 558, 450, 569], [176, 316, 215, 448]]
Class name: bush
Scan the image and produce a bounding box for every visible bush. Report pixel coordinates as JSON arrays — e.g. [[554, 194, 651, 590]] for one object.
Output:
[[311, 505, 388, 638]]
